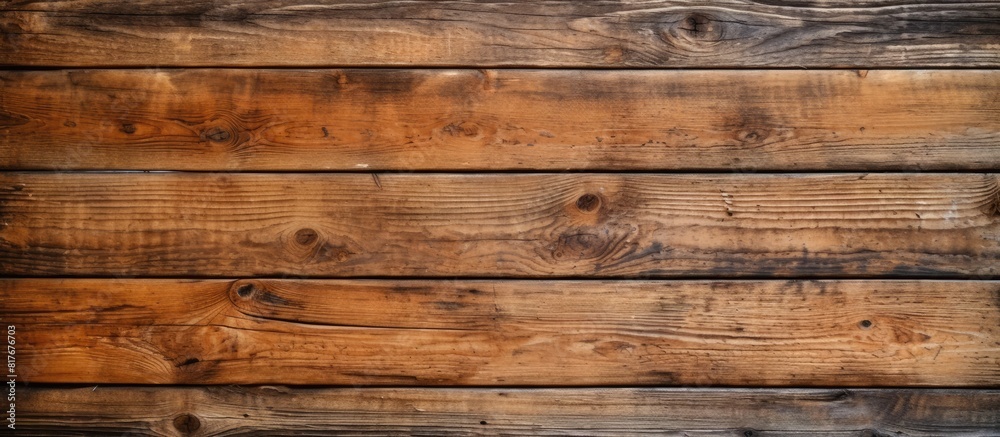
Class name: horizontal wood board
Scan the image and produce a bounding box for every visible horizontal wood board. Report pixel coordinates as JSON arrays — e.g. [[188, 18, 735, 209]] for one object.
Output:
[[15, 386, 1000, 435], [2, 172, 998, 278], [2, 69, 999, 171], [2, 0, 999, 68], [5, 279, 999, 386]]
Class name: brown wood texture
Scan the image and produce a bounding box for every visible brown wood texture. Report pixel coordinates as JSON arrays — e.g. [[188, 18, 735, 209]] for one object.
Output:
[[5, 0, 1000, 428], [2, 173, 998, 278], [17, 386, 1000, 435], [2, 69, 999, 171], [2, 1, 999, 68], [5, 279, 999, 386]]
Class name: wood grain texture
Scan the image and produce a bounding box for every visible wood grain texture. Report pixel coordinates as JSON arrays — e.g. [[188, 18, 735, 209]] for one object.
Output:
[[2, 1, 999, 68], [4, 279, 999, 385], [16, 386, 1000, 436], [2, 69, 999, 171], [2, 173, 999, 278]]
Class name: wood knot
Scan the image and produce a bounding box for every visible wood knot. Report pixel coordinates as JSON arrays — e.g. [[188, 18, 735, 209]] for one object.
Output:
[[442, 122, 480, 137], [318, 243, 354, 263], [230, 281, 294, 313], [743, 131, 761, 142], [173, 413, 201, 434], [736, 127, 771, 146], [196, 114, 253, 150], [120, 123, 137, 134], [660, 13, 724, 48], [576, 194, 602, 213], [230, 281, 269, 305], [235, 283, 256, 299], [859, 319, 873, 329], [725, 111, 774, 148], [294, 228, 319, 245], [202, 126, 232, 143], [552, 232, 608, 260], [679, 14, 718, 39]]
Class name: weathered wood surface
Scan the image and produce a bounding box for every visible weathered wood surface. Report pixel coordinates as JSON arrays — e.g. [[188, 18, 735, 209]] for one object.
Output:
[[5, 279, 999, 385], [2, 1, 999, 68], [17, 386, 1000, 436], [2, 173, 998, 278], [2, 69, 998, 171]]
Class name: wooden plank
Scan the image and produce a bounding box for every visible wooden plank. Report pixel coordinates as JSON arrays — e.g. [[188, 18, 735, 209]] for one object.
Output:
[[2, 1, 998, 68], [16, 387, 1000, 436], [2, 173, 998, 278], [4, 279, 999, 385], [2, 69, 999, 172]]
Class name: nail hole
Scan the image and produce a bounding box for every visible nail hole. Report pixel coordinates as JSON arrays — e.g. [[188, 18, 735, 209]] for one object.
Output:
[[576, 193, 601, 212], [859, 320, 873, 329]]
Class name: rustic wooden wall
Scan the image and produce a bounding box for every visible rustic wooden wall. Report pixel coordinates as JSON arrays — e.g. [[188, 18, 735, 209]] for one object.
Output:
[[1, 0, 999, 435]]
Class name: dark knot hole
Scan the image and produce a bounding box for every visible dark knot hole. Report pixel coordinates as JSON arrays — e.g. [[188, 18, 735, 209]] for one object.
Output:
[[236, 284, 255, 298], [576, 194, 601, 213]]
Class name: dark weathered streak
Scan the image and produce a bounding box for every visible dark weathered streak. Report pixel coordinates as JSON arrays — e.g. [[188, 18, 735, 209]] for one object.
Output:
[[1, 0, 998, 67], [1, 173, 998, 278], [4, 279, 999, 385], [2, 69, 998, 171], [17, 386, 1000, 435]]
